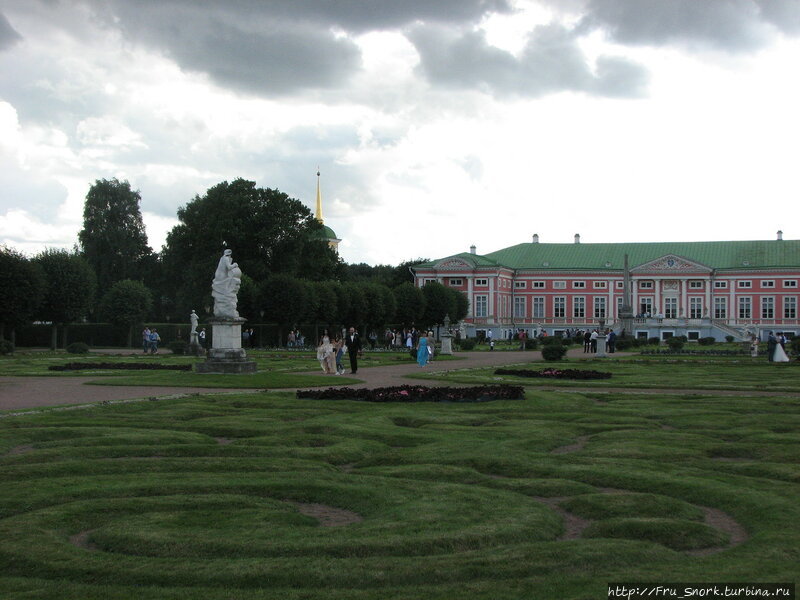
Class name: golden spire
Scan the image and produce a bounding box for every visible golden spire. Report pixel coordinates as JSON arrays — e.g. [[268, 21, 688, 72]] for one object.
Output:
[[315, 168, 323, 223]]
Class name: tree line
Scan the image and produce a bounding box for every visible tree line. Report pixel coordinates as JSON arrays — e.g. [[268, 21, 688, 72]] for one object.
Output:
[[0, 178, 467, 348]]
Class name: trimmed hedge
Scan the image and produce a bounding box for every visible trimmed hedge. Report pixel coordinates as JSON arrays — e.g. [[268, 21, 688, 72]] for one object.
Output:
[[296, 384, 524, 403], [49, 362, 192, 372], [65, 342, 90, 354], [495, 368, 611, 380]]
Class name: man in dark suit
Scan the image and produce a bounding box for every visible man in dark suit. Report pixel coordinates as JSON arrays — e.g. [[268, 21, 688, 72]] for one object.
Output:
[[347, 326, 361, 374]]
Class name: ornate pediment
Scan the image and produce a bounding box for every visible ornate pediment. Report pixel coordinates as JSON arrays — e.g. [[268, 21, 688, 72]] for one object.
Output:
[[434, 258, 473, 270], [631, 254, 711, 274]]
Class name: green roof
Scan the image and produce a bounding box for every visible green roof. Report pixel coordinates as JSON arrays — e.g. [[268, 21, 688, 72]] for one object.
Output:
[[424, 240, 800, 271], [311, 225, 339, 241]]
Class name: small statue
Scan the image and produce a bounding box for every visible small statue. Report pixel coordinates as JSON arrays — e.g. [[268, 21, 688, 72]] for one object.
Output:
[[189, 310, 199, 344], [211, 249, 242, 318]]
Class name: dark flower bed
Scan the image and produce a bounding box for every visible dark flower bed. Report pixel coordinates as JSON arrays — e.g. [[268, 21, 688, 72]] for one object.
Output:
[[494, 367, 612, 380], [296, 384, 524, 403], [49, 362, 192, 372]]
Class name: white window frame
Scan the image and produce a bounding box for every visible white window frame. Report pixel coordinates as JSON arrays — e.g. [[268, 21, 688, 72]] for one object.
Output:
[[690, 297, 703, 319], [615, 281, 624, 289], [714, 297, 727, 319], [573, 281, 586, 289], [573, 297, 585, 318], [714, 281, 728, 289], [553, 281, 566, 289], [762, 280, 775, 288], [594, 297, 607, 318], [532, 297, 545, 319], [532, 281, 545, 288], [784, 297, 797, 319], [639, 281, 654, 289], [664, 297, 678, 319], [514, 281, 526, 289], [449, 278, 462, 286], [782, 280, 798, 288], [513, 296, 526, 318], [474, 295, 488, 317], [689, 280, 704, 289], [593, 281, 607, 289], [475, 278, 488, 286], [761, 296, 775, 319], [553, 296, 566, 318], [738, 280, 752, 289], [738, 297, 751, 319]]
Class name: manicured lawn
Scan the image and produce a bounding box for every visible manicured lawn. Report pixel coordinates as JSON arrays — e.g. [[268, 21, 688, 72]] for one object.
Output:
[[416, 356, 800, 392], [0, 383, 798, 599]]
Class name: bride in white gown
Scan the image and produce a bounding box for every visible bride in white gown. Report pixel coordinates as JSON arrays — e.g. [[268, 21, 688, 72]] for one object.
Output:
[[773, 342, 790, 362]]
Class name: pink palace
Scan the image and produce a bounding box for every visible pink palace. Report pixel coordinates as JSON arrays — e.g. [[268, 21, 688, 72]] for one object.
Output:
[[411, 233, 799, 342]]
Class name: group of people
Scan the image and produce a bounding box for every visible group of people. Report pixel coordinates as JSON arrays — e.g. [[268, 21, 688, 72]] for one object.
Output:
[[415, 330, 435, 366], [286, 329, 307, 348], [765, 331, 790, 362], [241, 328, 256, 348], [317, 327, 363, 375], [141, 327, 161, 354]]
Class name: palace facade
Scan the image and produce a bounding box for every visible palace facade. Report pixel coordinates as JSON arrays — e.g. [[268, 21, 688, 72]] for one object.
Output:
[[412, 234, 799, 342]]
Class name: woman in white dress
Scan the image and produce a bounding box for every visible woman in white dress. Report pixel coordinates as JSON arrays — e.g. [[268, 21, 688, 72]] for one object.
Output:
[[773, 341, 790, 362]]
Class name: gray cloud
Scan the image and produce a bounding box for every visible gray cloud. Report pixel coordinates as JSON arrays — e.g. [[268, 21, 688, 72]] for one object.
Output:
[[409, 23, 648, 98], [577, 0, 798, 51], [0, 12, 22, 51]]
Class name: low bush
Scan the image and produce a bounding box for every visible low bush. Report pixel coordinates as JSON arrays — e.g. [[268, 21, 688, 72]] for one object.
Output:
[[495, 368, 611, 380], [49, 362, 192, 372], [524, 338, 538, 350], [698, 336, 716, 346], [459, 339, 476, 351], [541, 342, 567, 361], [725, 335, 735, 343], [648, 337, 660, 345], [0, 339, 14, 355], [614, 336, 638, 351], [296, 384, 524, 403], [65, 342, 90, 354], [666, 337, 685, 351], [167, 341, 188, 355]]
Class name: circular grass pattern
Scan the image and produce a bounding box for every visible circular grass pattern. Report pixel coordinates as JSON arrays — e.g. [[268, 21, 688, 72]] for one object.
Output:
[[1, 390, 797, 599]]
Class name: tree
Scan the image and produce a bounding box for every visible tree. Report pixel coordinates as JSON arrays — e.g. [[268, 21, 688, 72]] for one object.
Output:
[[160, 178, 339, 319], [259, 274, 309, 346], [421, 282, 454, 327], [98, 279, 153, 347], [78, 178, 153, 293], [391, 259, 430, 288], [33, 249, 97, 350], [393, 283, 426, 328], [0, 246, 45, 341]]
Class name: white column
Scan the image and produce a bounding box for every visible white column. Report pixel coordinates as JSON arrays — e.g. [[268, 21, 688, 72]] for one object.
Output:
[[467, 277, 474, 317], [488, 277, 495, 322], [654, 278, 661, 314], [705, 278, 712, 318], [681, 278, 688, 317]]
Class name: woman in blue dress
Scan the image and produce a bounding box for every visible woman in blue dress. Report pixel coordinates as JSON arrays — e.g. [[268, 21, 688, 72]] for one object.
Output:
[[417, 333, 429, 367]]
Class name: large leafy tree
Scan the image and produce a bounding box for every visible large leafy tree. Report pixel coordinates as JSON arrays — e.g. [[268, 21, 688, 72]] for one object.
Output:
[[98, 279, 153, 347], [393, 282, 426, 327], [0, 246, 46, 341], [259, 274, 310, 346], [78, 178, 153, 293], [32, 249, 97, 350], [160, 178, 339, 319]]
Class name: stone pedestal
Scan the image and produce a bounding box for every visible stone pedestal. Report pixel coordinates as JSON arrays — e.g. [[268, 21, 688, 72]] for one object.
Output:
[[195, 317, 257, 373], [440, 332, 454, 355], [595, 334, 608, 358]]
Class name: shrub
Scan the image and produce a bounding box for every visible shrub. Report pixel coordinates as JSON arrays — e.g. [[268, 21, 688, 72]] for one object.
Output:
[[666, 337, 685, 351], [648, 337, 660, 345], [676, 335, 688, 343], [66, 342, 90, 354], [541, 342, 567, 361], [541, 336, 563, 346], [167, 340, 188, 355], [790, 337, 800, 356], [725, 335, 735, 343], [459, 338, 476, 351], [524, 338, 538, 350], [0, 340, 14, 355], [698, 336, 716, 346], [614, 336, 638, 351]]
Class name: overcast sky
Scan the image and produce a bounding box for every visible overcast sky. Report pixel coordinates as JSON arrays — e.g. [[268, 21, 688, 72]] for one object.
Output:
[[1, 0, 798, 266]]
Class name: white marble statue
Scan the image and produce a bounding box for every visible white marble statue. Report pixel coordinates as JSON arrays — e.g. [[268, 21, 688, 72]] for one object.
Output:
[[211, 249, 242, 318], [189, 310, 199, 343]]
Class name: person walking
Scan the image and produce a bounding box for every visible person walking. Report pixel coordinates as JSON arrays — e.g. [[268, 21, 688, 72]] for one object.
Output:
[[198, 328, 207, 349], [142, 326, 151, 353], [416, 332, 429, 367], [149, 328, 161, 354], [347, 327, 361, 374], [767, 332, 777, 362]]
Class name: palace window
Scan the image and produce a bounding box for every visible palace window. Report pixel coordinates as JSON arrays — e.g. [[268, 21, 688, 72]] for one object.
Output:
[[573, 297, 585, 318], [616, 281, 624, 289], [532, 281, 545, 288], [617, 296, 624, 316], [553, 281, 566, 289], [689, 280, 704, 289], [762, 280, 775, 288], [573, 281, 586, 289], [714, 281, 728, 289], [640, 298, 653, 315], [738, 280, 752, 288], [594, 297, 607, 318], [513, 296, 526, 318], [664, 298, 678, 319], [474, 295, 488, 317], [784, 297, 797, 319], [690, 297, 703, 319], [738, 297, 751, 319], [761, 297, 774, 319], [449, 278, 462, 286], [783, 280, 798, 288], [532, 297, 545, 319], [475, 278, 488, 286], [554, 297, 566, 318], [639, 281, 654, 289], [593, 281, 607, 289], [424, 278, 436, 285], [714, 297, 727, 319], [514, 281, 526, 289]]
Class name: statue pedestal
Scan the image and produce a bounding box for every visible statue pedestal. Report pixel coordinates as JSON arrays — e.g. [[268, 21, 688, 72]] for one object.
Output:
[[595, 334, 608, 358], [439, 333, 454, 355], [195, 317, 257, 373]]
